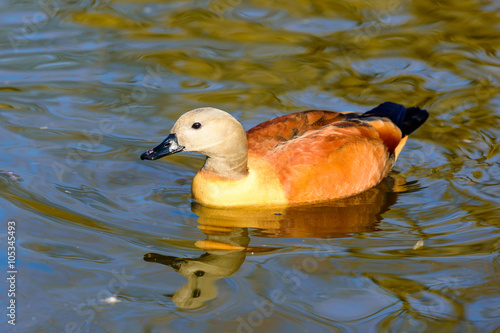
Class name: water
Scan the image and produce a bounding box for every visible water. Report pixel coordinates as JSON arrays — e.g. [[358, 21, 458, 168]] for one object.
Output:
[[0, 0, 499, 332]]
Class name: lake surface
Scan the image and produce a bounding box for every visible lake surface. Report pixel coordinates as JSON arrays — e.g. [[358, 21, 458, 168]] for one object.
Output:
[[0, 0, 499, 332]]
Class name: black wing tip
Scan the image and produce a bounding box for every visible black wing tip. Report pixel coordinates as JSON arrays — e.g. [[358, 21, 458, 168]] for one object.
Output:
[[401, 105, 429, 136], [364, 102, 429, 136]]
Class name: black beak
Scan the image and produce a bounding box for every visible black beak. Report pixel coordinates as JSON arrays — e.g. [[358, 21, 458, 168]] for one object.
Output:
[[140, 133, 185, 160]]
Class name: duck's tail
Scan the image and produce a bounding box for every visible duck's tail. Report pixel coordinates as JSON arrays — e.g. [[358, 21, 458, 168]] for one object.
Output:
[[363, 102, 429, 136]]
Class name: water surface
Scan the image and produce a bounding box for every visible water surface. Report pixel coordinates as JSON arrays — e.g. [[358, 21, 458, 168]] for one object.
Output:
[[0, 0, 499, 332]]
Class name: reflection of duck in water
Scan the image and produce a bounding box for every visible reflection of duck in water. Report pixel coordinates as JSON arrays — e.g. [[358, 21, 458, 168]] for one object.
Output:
[[144, 176, 408, 309], [144, 227, 250, 309], [141, 102, 427, 207]]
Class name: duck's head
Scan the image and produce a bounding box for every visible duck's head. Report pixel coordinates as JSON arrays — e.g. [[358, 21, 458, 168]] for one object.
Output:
[[141, 107, 248, 178]]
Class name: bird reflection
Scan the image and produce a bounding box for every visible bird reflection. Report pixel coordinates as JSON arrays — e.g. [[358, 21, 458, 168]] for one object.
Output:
[[144, 227, 249, 309], [144, 176, 407, 309]]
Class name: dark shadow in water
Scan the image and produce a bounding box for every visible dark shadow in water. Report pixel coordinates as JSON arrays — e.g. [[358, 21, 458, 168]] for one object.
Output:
[[144, 176, 407, 309]]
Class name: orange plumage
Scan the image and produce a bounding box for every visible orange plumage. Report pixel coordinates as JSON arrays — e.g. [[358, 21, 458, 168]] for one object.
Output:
[[246, 110, 405, 203]]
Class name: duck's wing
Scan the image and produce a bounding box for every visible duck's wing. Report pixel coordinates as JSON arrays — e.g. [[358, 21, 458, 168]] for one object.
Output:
[[247, 102, 428, 160], [247, 110, 350, 155], [247, 109, 403, 156], [246, 103, 428, 203]]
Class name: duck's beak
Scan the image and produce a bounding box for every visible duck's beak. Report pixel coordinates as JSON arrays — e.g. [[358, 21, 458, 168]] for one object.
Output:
[[140, 133, 185, 160]]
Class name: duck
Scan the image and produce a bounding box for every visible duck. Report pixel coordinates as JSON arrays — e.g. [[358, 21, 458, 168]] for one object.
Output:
[[141, 102, 428, 208]]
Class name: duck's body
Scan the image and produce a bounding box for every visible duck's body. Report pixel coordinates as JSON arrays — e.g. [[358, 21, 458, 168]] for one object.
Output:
[[141, 102, 428, 208]]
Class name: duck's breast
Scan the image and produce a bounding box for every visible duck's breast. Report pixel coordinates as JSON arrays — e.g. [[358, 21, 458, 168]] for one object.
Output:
[[191, 157, 287, 207]]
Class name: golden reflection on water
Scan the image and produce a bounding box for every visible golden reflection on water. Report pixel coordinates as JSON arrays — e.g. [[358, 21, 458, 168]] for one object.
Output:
[[83, 0, 500, 151]]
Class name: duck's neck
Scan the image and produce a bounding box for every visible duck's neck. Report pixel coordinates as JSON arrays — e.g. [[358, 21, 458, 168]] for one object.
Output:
[[201, 152, 249, 180]]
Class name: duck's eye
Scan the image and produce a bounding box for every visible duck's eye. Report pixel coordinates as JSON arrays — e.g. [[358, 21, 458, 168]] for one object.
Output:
[[192, 122, 201, 129]]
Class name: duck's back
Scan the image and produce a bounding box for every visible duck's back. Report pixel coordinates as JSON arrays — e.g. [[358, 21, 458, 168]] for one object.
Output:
[[246, 102, 428, 204]]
